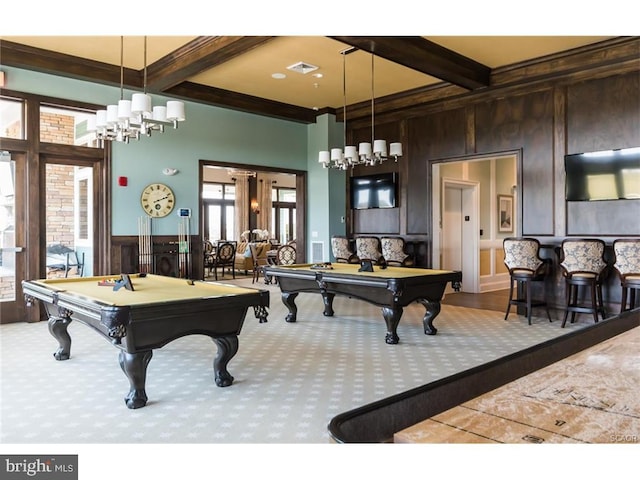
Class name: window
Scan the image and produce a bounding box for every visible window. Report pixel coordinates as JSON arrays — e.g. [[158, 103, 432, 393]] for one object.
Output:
[[203, 182, 236, 241], [0, 97, 25, 139], [40, 105, 97, 147]]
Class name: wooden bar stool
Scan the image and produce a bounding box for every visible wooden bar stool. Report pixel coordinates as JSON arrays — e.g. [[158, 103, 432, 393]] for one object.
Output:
[[503, 237, 552, 325], [612, 239, 640, 313], [559, 238, 608, 327]]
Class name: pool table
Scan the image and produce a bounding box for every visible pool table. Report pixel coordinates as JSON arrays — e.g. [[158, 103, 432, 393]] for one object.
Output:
[[22, 274, 269, 409], [263, 263, 461, 344]]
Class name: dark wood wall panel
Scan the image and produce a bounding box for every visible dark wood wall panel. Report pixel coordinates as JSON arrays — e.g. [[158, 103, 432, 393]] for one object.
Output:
[[567, 72, 640, 153], [349, 121, 401, 234], [475, 90, 555, 235], [406, 108, 467, 234], [564, 72, 640, 236]]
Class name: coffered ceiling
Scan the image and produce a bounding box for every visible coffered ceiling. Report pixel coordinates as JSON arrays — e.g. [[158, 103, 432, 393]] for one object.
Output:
[[0, 35, 617, 123]]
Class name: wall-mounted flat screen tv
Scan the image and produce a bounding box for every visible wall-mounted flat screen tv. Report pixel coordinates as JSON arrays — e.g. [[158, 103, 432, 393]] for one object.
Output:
[[565, 147, 640, 201], [350, 172, 398, 209]]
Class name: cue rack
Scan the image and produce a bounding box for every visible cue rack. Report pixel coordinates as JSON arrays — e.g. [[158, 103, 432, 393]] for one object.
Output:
[[137, 214, 192, 278], [137, 216, 153, 274]]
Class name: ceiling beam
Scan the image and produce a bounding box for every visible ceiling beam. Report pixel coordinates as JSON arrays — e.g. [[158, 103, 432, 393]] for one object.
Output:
[[0, 40, 141, 88], [146, 36, 276, 92], [329, 36, 491, 90], [165, 81, 319, 124]]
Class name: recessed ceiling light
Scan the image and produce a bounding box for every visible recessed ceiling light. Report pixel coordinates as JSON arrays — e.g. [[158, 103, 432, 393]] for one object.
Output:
[[312, 73, 323, 78], [272, 73, 286, 79]]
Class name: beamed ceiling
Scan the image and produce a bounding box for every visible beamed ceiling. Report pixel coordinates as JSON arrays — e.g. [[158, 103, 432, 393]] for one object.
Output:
[[0, 36, 629, 124]]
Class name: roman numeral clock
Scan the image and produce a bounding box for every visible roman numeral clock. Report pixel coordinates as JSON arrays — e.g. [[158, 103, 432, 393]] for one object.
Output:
[[140, 183, 175, 218]]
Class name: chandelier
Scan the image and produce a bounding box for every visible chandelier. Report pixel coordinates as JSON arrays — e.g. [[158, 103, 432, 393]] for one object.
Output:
[[319, 49, 402, 169], [87, 36, 186, 146]]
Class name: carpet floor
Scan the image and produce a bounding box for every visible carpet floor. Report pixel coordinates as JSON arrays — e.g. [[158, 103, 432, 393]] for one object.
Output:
[[1, 276, 590, 445]]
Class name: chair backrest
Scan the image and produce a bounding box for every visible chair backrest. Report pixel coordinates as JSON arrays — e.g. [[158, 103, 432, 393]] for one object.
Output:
[[277, 244, 297, 265], [331, 236, 355, 263], [560, 239, 607, 275], [203, 240, 214, 255], [613, 239, 640, 277], [355, 236, 383, 263], [381, 237, 409, 265], [216, 241, 236, 263], [503, 237, 543, 272]]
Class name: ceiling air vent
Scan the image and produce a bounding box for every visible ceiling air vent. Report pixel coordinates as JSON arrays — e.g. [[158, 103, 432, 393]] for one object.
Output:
[[286, 61, 319, 75]]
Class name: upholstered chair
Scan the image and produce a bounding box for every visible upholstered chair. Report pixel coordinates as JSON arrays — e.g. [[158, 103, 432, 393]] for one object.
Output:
[[355, 236, 384, 265], [559, 238, 608, 327], [502, 237, 552, 325], [612, 239, 640, 313], [381, 237, 414, 267], [331, 236, 359, 264]]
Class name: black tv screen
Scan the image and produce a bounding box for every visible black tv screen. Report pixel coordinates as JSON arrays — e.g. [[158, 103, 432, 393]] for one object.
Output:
[[350, 172, 398, 209], [565, 147, 640, 201]]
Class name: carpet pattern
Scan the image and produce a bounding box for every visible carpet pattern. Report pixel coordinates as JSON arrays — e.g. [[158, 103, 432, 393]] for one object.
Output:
[[0, 277, 590, 444]]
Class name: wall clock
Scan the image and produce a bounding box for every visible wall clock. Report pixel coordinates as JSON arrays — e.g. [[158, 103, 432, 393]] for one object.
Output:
[[140, 183, 175, 218]]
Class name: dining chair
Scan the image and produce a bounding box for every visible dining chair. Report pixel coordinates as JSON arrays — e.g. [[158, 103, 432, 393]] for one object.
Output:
[[211, 241, 236, 280]]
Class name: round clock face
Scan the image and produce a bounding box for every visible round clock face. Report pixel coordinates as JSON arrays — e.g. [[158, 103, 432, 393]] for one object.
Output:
[[140, 183, 175, 218]]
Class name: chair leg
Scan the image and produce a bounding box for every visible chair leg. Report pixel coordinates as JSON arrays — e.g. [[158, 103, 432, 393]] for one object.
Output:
[[525, 279, 532, 326], [504, 277, 515, 320], [562, 282, 572, 328], [590, 281, 599, 324], [619, 285, 628, 313]]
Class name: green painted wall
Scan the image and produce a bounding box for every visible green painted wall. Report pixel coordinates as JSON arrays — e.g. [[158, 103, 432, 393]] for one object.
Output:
[[306, 114, 346, 262], [6, 67, 315, 237]]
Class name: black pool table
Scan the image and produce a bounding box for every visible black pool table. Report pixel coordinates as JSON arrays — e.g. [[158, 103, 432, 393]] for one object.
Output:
[[22, 274, 269, 409], [263, 263, 461, 344]]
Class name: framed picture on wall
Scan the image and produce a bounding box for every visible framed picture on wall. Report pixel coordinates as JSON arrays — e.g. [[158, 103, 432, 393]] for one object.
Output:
[[498, 194, 514, 233]]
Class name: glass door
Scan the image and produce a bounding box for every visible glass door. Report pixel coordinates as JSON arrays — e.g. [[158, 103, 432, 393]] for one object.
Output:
[[0, 151, 25, 323], [45, 162, 94, 279]]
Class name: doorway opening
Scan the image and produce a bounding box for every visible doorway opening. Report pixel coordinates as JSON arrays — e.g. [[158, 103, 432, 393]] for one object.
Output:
[[432, 153, 518, 294]]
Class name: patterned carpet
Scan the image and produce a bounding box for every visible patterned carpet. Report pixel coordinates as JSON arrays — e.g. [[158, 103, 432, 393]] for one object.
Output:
[[0, 275, 590, 446]]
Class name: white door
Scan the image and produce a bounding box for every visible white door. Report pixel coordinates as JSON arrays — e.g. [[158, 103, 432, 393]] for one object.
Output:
[[441, 180, 479, 293]]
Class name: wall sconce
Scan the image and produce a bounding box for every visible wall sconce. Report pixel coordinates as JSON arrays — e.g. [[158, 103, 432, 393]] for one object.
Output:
[[251, 199, 260, 214]]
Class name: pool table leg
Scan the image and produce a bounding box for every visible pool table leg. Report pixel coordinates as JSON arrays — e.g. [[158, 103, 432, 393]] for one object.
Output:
[[418, 299, 441, 335], [381, 306, 402, 345], [321, 292, 335, 317], [47, 309, 73, 361], [281, 292, 299, 322], [118, 350, 153, 409], [212, 335, 238, 387]]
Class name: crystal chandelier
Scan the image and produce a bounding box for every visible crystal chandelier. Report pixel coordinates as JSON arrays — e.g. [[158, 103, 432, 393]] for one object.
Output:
[[319, 49, 402, 169], [87, 36, 186, 146]]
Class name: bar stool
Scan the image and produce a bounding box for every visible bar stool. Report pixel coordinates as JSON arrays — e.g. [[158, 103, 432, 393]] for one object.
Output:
[[331, 236, 359, 264], [559, 238, 607, 327], [355, 236, 384, 265], [503, 237, 552, 325], [381, 237, 415, 267], [612, 239, 640, 313]]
